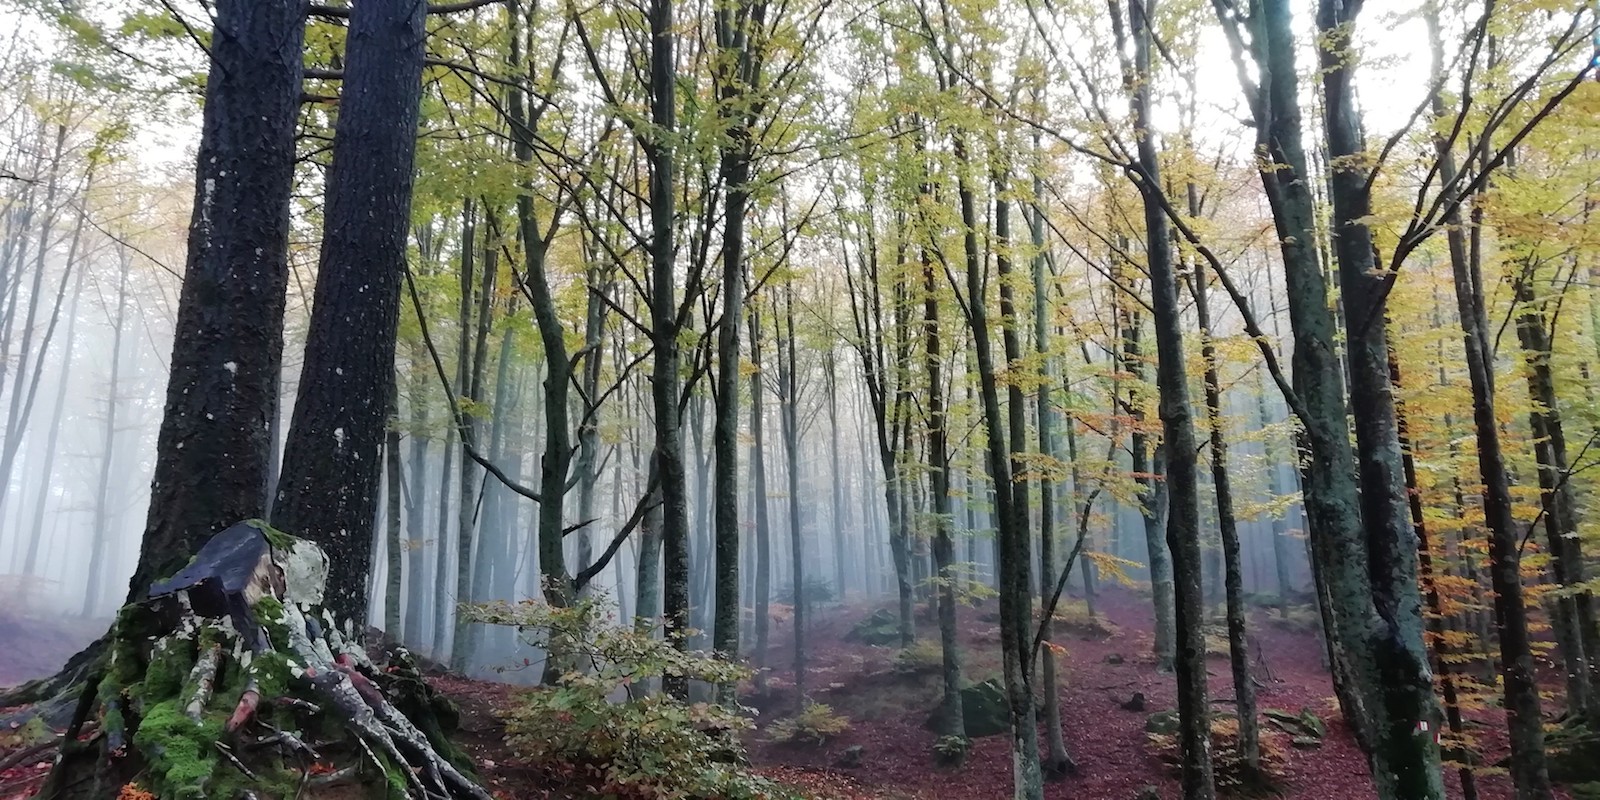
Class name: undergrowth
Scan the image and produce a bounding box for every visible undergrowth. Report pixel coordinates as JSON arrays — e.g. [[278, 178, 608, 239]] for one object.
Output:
[[1147, 714, 1289, 795], [467, 594, 800, 799], [768, 703, 851, 746]]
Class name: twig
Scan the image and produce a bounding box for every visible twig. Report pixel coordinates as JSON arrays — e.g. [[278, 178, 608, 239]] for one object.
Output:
[[214, 741, 259, 780]]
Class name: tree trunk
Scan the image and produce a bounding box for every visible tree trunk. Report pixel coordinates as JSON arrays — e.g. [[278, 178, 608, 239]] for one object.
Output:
[[122, 0, 305, 603], [84, 246, 131, 617], [385, 387, 404, 636], [1116, 1, 1212, 789], [921, 237, 965, 739], [1191, 248, 1256, 776], [1394, 353, 1479, 800], [776, 286, 807, 706], [403, 344, 431, 647], [1516, 276, 1600, 722], [644, 0, 690, 701], [953, 130, 1041, 800], [748, 304, 773, 677], [22, 210, 87, 580], [1317, 4, 1444, 794], [272, 0, 427, 629], [1030, 162, 1074, 777]]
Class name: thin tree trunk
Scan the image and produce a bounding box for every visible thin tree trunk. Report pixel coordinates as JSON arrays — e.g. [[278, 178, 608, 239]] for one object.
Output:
[[920, 235, 964, 739], [1030, 158, 1074, 777], [385, 387, 404, 636], [83, 247, 131, 617], [22, 245, 84, 580], [952, 128, 1041, 800], [776, 286, 807, 705], [1187, 198, 1257, 773]]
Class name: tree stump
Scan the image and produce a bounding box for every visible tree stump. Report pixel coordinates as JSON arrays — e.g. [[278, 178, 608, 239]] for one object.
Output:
[[37, 520, 490, 800]]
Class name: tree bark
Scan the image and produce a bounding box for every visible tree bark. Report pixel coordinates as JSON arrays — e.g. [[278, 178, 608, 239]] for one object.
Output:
[[124, 0, 304, 602], [1317, 4, 1444, 794], [273, 0, 428, 629], [921, 236, 964, 739], [953, 130, 1041, 800]]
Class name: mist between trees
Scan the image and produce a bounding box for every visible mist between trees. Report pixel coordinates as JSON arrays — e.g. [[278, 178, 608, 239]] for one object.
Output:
[[1, 0, 1599, 799]]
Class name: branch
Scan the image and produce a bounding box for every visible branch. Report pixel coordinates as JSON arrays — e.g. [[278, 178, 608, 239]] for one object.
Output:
[[404, 263, 544, 504]]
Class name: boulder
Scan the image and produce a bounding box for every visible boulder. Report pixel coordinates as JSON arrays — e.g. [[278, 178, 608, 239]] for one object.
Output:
[[925, 678, 1012, 737], [834, 744, 865, 768], [1145, 709, 1181, 735], [845, 609, 902, 646]]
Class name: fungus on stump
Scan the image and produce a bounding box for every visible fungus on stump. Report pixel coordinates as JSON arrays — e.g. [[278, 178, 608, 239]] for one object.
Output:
[[39, 520, 489, 800]]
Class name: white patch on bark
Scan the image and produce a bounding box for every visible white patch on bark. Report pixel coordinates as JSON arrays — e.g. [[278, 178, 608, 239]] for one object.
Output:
[[223, 361, 238, 376]]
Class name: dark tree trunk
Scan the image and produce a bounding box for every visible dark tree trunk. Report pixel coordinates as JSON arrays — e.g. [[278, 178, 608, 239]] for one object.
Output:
[[776, 286, 807, 705], [921, 239, 964, 739], [273, 0, 428, 629], [711, 0, 770, 682], [1115, 1, 1211, 790], [1030, 165, 1073, 776], [643, 0, 691, 701], [1516, 277, 1600, 722], [953, 130, 1041, 800], [1317, 4, 1443, 794], [1442, 164, 1553, 800], [124, 0, 305, 602], [1190, 248, 1256, 775]]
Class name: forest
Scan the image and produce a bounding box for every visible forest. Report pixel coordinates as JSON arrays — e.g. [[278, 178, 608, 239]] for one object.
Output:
[[1, 0, 1598, 798]]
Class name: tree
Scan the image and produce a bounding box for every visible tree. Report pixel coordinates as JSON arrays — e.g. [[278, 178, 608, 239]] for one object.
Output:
[[273, 0, 429, 629]]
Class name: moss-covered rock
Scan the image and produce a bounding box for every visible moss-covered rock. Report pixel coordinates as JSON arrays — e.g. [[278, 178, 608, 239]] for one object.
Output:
[[845, 608, 902, 646]]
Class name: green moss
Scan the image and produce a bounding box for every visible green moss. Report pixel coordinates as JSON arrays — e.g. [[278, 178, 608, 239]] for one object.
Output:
[[248, 650, 295, 698], [253, 595, 292, 651], [247, 518, 298, 550], [133, 700, 223, 799], [372, 744, 411, 800], [139, 635, 197, 703]]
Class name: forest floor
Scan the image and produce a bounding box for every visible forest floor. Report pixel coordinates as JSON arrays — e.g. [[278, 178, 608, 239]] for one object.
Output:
[[0, 588, 1577, 799], [738, 587, 1556, 799]]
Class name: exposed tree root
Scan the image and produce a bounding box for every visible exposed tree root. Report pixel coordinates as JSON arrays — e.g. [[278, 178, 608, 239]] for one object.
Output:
[[29, 521, 490, 800]]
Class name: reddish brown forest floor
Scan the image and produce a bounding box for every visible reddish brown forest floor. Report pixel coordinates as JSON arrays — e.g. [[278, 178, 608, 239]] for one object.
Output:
[[742, 588, 1568, 800], [0, 589, 1581, 799]]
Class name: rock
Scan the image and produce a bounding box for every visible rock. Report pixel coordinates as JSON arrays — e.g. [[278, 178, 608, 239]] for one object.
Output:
[[1105, 653, 1126, 665], [1570, 782, 1600, 800], [1120, 691, 1147, 712], [1545, 720, 1600, 783], [1292, 735, 1322, 749], [1144, 710, 1181, 735], [1297, 709, 1327, 738], [834, 745, 865, 768], [1263, 707, 1325, 742], [1135, 785, 1162, 800], [845, 609, 902, 646], [926, 679, 1011, 738]]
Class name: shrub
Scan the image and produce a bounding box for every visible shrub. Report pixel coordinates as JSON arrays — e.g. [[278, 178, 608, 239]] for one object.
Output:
[[894, 640, 944, 676], [932, 734, 970, 767], [1147, 713, 1288, 794], [768, 703, 851, 746], [466, 595, 788, 799]]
